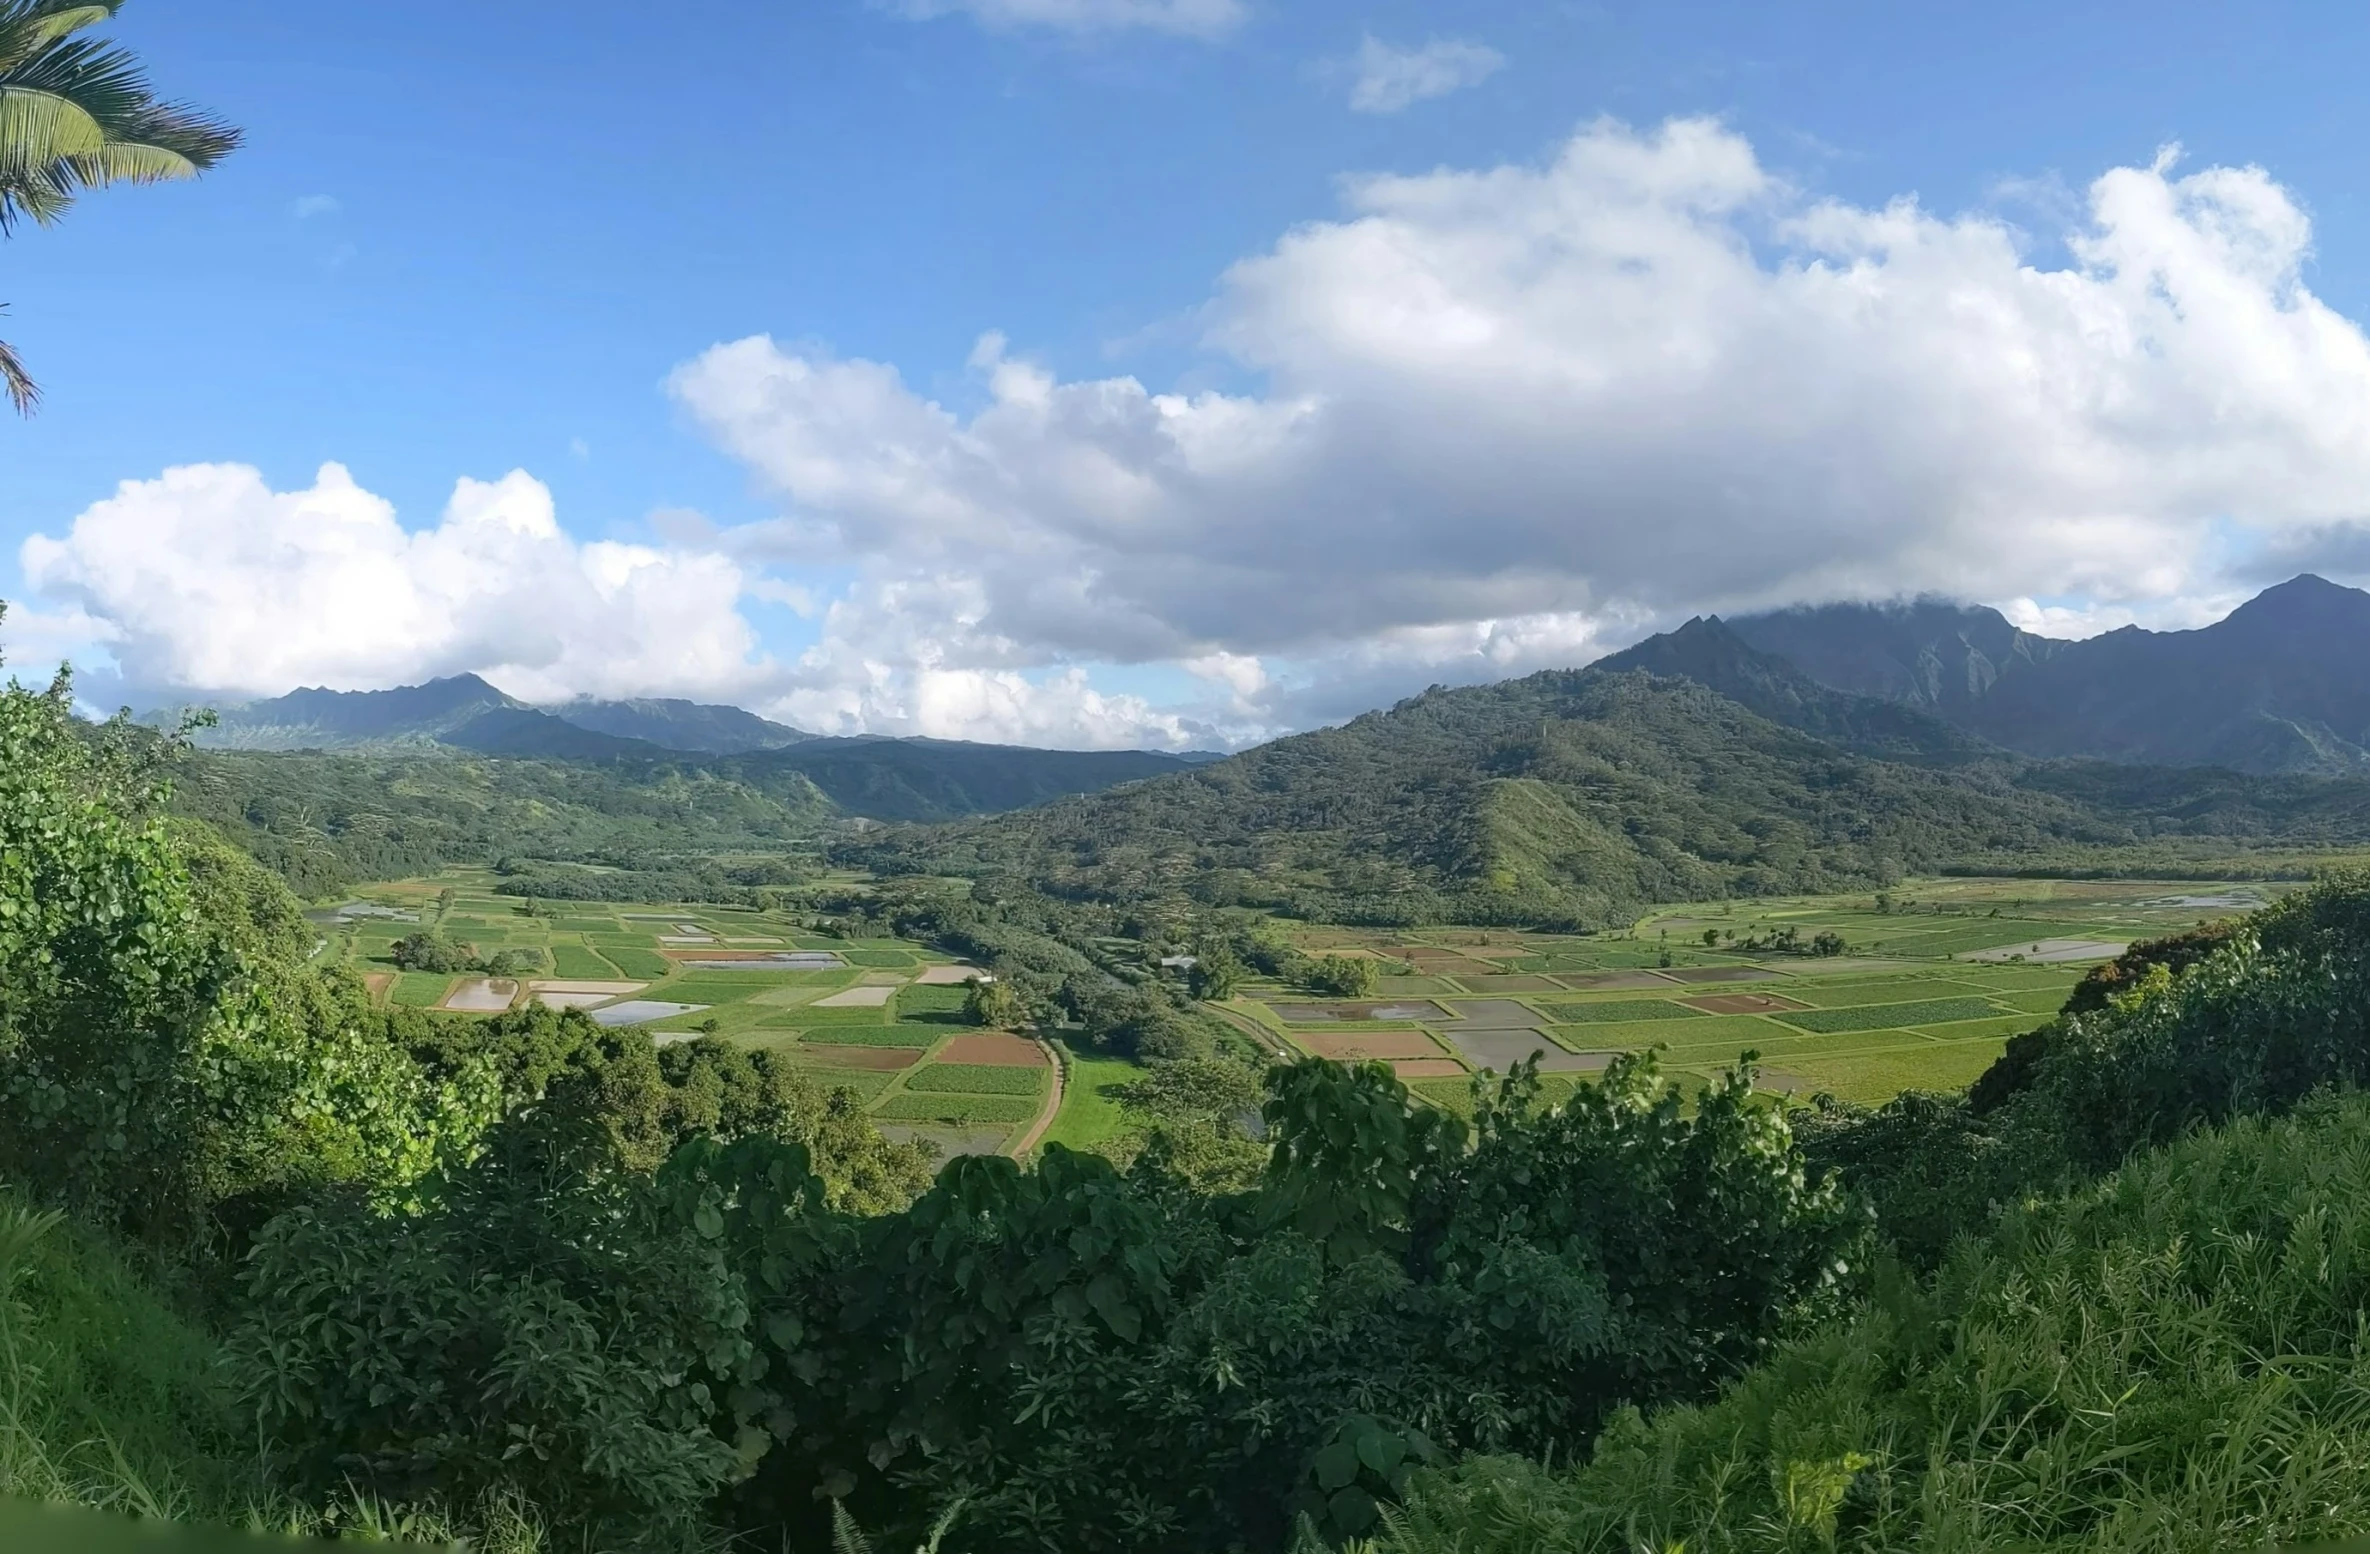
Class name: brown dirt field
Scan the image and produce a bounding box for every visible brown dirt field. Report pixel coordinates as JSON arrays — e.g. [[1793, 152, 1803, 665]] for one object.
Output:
[[1303, 1031, 1445, 1060], [1683, 992, 1812, 1015], [362, 971, 395, 999], [938, 1033, 1048, 1067], [1391, 1058, 1468, 1078], [794, 1046, 920, 1072]]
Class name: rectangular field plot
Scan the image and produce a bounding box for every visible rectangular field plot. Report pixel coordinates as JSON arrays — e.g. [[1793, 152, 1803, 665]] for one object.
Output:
[[797, 1025, 942, 1047], [599, 948, 672, 979], [937, 1034, 1046, 1066], [548, 944, 618, 979], [1554, 1014, 1779, 1053], [1783, 1044, 2011, 1105], [1302, 1031, 1447, 1061], [872, 1093, 1038, 1125], [1774, 997, 2002, 1034], [903, 1064, 1048, 1096], [391, 972, 455, 1007], [1545, 999, 1705, 1023], [1994, 987, 2076, 1015], [657, 977, 779, 1006], [1906, 1014, 2045, 1044], [1788, 978, 1989, 1008], [756, 1004, 889, 1028]]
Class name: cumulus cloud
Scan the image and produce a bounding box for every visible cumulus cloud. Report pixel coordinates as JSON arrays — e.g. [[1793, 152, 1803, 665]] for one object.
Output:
[[19, 463, 766, 706], [671, 117, 2370, 729], [13, 463, 1222, 749], [1334, 35, 1505, 113], [880, 0, 1244, 40]]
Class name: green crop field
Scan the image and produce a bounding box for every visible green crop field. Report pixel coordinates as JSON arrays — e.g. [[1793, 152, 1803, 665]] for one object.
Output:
[[1547, 999, 1710, 1023], [547, 944, 615, 979], [391, 972, 453, 1007], [1773, 997, 2004, 1034], [795, 1026, 943, 1047], [903, 1064, 1047, 1096], [600, 948, 672, 979], [872, 1092, 1038, 1125]]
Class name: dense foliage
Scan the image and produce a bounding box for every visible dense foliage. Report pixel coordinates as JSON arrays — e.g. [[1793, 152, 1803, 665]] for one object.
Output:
[[1377, 1090, 2370, 1553]]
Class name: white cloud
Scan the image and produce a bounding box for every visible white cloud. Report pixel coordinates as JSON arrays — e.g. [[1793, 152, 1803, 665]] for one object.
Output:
[[671, 118, 2370, 731], [1336, 35, 1505, 113], [288, 194, 340, 220], [19, 463, 766, 706], [881, 0, 1244, 40], [36, 120, 2370, 756]]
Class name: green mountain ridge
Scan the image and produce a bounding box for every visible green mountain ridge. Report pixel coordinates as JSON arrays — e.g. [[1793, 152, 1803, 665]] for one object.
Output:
[[843, 668, 2140, 926]]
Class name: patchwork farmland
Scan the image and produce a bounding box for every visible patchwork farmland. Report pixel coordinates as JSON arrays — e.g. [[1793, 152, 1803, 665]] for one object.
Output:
[[315, 873, 1054, 1160]]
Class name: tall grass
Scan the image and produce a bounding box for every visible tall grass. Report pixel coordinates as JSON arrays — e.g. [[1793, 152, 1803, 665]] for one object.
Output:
[[0, 1191, 544, 1549], [1376, 1091, 2370, 1553]]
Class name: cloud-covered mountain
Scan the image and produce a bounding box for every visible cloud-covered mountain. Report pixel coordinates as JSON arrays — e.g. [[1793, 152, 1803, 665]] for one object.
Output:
[[1636, 576, 2370, 777]]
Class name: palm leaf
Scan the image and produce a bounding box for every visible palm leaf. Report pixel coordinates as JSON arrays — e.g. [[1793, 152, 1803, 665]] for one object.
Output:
[[0, 82, 104, 166], [0, 304, 36, 415], [0, 2, 120, 66]]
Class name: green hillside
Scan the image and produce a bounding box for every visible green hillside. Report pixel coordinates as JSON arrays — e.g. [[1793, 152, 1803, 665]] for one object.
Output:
[[846, 668, 2130, 926]]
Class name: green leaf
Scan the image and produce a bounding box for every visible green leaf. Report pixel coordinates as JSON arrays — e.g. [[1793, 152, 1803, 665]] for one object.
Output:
[[1312, 1441, 1358, 1491], [1328, 1486, 1378, 1533]]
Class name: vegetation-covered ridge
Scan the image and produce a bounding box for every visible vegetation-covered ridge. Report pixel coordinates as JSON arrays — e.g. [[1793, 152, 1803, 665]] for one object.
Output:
[[846, 666, 2352, 927]]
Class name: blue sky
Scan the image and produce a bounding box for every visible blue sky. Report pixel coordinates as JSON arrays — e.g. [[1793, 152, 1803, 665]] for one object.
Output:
[[8, 0, 2370, 745]]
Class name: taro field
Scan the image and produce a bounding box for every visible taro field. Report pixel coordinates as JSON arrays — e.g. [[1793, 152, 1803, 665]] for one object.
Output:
[[312, 872, 1055, 1160], [1231, 877, 2284, 1109]]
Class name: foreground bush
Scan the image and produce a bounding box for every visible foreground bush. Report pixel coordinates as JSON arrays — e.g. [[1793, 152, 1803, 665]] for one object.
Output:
[[1375, 1089, 2370, 1553]]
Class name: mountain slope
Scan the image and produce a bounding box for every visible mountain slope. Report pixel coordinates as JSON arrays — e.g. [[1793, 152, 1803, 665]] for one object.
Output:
[[438, 706, 681, 762], [1961, 575, 2370, 774], [723, 738, 1201, 825], [1593, 616, 2002, 765], [543, 696, 811, 753], [844, 669, 2130, 927], [185, 674, 522, 750], [1726, 598, 2066, 711]]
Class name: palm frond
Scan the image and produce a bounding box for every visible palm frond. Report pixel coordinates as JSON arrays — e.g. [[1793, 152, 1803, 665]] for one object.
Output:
[[0, 37, 158, 148], [0, 3, 121, 69], [0, 82, 105, 168], [0, 305, 37, 415]]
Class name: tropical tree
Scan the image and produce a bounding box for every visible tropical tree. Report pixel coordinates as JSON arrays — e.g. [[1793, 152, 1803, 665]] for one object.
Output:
[[1, 0, 239, 412]]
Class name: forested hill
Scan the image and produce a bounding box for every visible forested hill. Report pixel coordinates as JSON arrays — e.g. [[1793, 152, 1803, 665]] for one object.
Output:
[[841, 669, 2133, 928]]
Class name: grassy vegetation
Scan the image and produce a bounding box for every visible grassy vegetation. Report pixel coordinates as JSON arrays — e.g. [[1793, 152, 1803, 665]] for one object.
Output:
[[1380, 1093, 2370, 1554], [902, 1064, 1047, 1096], [1773, 996, 2003, 1033], [1040, 1045, 1140, 1153], [871, 1093, 1039, 1125]]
